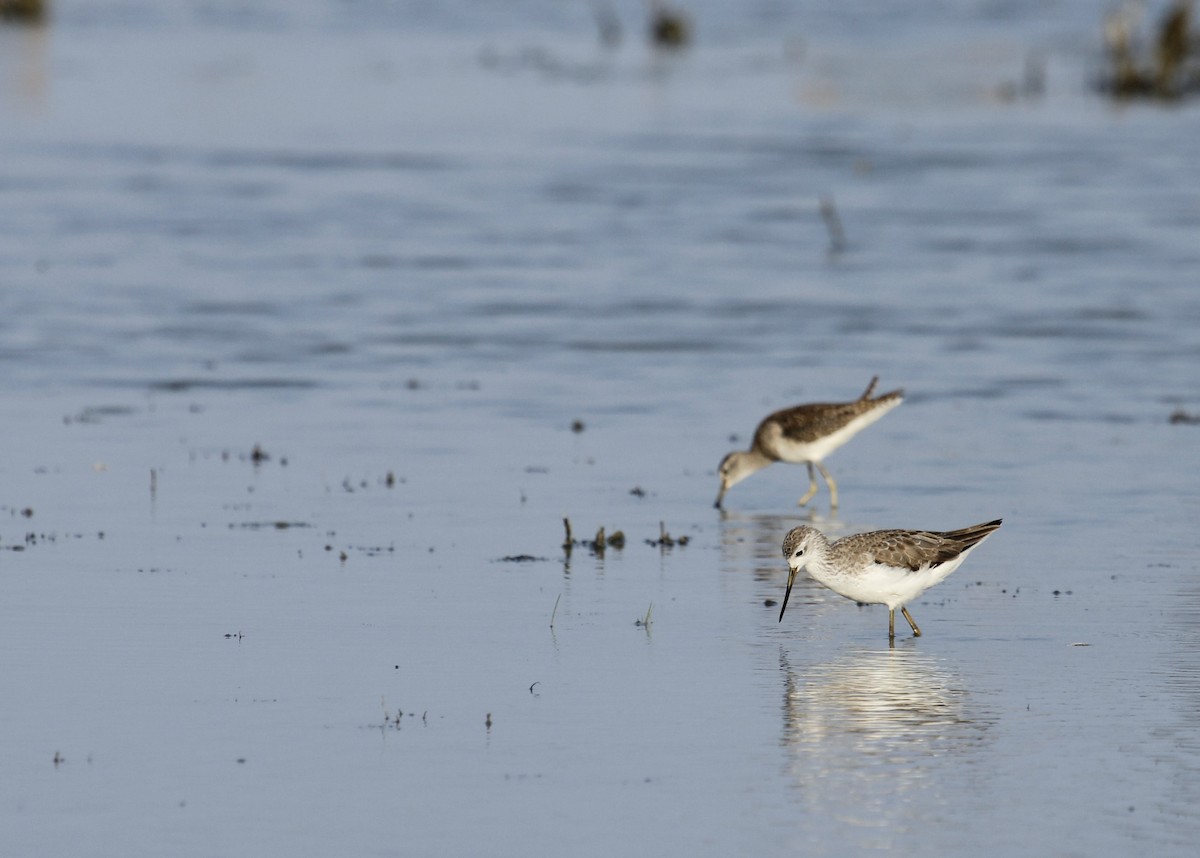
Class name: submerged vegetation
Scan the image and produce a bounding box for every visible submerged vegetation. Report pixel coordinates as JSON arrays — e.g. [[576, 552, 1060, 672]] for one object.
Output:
[[562, 518, 627, 556]]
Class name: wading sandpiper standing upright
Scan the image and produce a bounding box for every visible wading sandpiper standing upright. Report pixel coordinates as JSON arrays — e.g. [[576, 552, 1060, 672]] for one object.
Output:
[[714, 377, 903, 510], [778, 520, 1002, 640]]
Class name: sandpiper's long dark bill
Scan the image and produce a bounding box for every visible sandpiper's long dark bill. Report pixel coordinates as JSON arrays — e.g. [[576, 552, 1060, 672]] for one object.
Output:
[[715, 376, 902, 510], [778, 519, 1002, 639]]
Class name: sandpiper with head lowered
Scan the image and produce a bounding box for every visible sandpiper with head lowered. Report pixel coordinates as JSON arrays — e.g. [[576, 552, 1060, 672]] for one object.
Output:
[[778, 519, 1002, 640], [714, 377, 903, 510]]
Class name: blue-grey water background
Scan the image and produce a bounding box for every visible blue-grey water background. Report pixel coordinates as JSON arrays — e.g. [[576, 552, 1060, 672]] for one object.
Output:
[[2, 1, 1199, 855]]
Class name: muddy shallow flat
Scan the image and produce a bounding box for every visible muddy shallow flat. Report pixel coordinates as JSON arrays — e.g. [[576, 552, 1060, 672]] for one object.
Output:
[[3, 2, 1200, 856]]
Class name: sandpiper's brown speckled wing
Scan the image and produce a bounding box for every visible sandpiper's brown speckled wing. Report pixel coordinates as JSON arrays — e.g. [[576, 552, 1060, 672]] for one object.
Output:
[[756, 390, 903, 447], [843, 520, 1002, 572]]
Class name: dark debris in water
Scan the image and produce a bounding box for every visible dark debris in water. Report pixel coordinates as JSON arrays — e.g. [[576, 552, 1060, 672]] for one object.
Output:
[[2, 529, 102, 552], [646, 521, 689, 549], [150, 378, 317, 392], [649, 3, 690, 49], [320, 542, 391, 560], [562, 518, 687, 554], [338, 472, 406, 491], [63, 404, 138, 425], [561, 518, 626, 555], [231, 521, 313, 530], [1169, 408, 1200, 424], [222, 445, 288, 466], [497, 554, 548, 563], [371, 701, 429, 731], [344, 544, 396, 557]]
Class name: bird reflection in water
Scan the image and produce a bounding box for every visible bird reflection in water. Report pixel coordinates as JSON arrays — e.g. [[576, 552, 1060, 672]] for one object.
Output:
[[779, 648, 992, 834]]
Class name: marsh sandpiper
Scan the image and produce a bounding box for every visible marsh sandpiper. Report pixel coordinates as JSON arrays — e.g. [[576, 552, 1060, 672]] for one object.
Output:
[[778, 519, 1002, 640], [715, 377, 903, 510]]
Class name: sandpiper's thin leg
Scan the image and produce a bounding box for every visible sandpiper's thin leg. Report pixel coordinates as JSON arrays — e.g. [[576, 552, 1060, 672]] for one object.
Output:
[[888, 609, 895, 640], [815, 461, 838, 509], [901, 606, 922, 637], [796, 463, 819, 507]]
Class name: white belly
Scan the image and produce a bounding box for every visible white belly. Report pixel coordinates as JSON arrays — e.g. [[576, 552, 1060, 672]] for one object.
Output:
[[811, 553, 969, 610]]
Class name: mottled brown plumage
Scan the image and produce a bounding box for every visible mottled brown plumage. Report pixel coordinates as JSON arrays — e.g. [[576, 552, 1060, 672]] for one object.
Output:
[[836, 522, 1001, 572], [754, 396, 895, 450], [715, 377, 903, 509]]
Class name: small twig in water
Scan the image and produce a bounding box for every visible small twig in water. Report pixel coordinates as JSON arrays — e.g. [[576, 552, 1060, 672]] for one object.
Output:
[[819, 194, 846, 254], [636, 602, 654, 628], [550, 593, 561, 629]]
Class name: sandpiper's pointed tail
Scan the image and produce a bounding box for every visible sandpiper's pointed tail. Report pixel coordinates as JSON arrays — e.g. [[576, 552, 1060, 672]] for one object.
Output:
[[945, 519, 1003, 549], [859, 376, 904, 405]]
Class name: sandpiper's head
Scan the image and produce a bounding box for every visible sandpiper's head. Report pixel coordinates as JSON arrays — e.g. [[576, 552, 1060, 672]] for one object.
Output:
[[714, 450, 754, 508], [782, 525, 820, 573], [778, 525, 820, 623]]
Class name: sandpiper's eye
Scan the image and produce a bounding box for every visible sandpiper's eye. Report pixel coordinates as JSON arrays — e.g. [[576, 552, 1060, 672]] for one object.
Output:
[[793, 548, 804, 557]]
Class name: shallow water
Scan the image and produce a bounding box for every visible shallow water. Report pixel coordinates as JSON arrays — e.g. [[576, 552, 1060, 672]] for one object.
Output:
[[2, 1, 1200, 855]]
